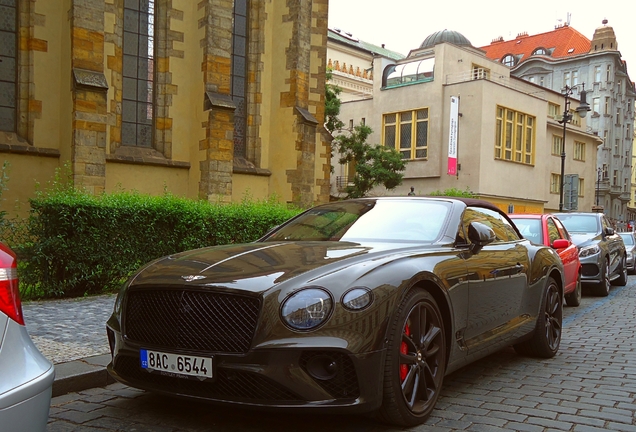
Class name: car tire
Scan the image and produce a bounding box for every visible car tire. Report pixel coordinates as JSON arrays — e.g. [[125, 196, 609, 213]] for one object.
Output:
[[564, 273, 582, 307], [513, 277, 562, 358], [612, 256, 628, 287], [592, 258, 611, 296], [377, 289, 446, 427]]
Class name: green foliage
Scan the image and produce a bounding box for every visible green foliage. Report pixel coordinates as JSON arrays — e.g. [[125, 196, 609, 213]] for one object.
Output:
[[332, 123, 406, 198], [428, 187, 476, 198], [325, 69, 344, 134], [18, 181, 301, 299], [0, 161, 10, 226]]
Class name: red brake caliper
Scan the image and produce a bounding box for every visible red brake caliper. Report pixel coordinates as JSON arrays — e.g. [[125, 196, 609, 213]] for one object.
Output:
[[400, 323, 410, 382]]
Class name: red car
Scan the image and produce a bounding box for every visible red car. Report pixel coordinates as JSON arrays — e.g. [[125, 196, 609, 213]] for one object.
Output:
[[509, 214, 581, 307]]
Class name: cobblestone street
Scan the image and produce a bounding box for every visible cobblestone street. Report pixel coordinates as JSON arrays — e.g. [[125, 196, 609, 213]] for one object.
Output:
[[43, 282, 636, 432]]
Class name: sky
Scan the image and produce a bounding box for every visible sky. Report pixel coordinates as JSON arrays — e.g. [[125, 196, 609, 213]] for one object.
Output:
[[328, 0, 635, 75]]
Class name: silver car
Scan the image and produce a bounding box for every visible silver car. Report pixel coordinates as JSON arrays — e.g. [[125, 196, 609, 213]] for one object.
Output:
[[618, 232, 636, 274], [554, 212, 627, 296], [0, 242, 55, 432]]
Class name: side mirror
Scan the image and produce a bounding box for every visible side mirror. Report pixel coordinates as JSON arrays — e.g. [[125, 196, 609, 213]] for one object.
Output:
[[552, 239, 569, 249], [605, 227, 615, 236], [468, 222, 496, 253]]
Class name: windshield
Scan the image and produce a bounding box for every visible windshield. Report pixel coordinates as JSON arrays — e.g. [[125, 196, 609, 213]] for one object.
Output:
[[263, 200, 451, 243], [510, 218, 543, 244], [619, 233, 634, 245], [555, 214, 600, 234]]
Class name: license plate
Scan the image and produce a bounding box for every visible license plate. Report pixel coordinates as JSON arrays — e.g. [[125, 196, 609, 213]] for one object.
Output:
[[140, 349, 213, 379]]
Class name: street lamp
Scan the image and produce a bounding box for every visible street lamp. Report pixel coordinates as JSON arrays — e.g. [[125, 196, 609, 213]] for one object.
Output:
[[596, 167, 602, 207], [558, 84, 591, 212]]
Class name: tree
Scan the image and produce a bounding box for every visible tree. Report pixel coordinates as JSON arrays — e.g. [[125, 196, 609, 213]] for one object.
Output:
[[325, 69, 344, 133], [332, 123, 406, 198], [325, 71, 406, 198]]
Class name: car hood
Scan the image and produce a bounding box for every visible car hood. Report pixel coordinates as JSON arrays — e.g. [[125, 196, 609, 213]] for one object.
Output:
[[128, 241, 427, 293], [569, 232, 602, 247]]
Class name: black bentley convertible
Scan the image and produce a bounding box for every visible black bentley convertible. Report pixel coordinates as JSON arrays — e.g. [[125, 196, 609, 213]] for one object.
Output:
[[106, 197, 564, 426]]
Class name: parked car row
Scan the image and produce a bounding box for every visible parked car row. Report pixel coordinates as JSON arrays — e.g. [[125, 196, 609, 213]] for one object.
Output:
[[510, 211, 628, 300], [4, 198, 631, 429]]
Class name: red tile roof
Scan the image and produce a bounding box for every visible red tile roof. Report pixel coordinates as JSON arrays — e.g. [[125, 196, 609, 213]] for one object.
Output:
[[479, 25, 591, 65]]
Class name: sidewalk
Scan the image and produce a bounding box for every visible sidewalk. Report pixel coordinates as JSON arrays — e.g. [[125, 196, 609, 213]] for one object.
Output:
[[21, 293, 117, 397]]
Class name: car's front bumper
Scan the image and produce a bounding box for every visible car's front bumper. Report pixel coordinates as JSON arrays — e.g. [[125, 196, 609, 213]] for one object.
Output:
[[579, 252, 603, 284], [106, 325, 386, 413]]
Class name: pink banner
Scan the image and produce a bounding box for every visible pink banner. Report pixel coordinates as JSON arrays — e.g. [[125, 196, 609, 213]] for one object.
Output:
[[447, 96, 459, 175]]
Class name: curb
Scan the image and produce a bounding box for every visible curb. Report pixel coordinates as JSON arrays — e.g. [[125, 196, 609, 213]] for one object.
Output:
[[52, 354, 115, 397]]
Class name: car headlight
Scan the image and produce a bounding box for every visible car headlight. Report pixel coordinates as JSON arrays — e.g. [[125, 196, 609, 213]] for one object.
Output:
[[627, 252, 633, 260], [281, 287, 333, 330], [579, 244, 601, 258], [342, 287, 373, 311]]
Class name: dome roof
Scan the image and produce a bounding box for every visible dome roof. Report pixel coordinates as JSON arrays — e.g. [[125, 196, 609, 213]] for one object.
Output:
[[420, 29, 472, 49]]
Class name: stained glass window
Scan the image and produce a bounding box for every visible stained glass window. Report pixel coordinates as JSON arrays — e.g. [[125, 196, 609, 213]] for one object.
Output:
[[232, 0, 248, 158], [122, 0, 155, 147], [0, 0, 17, 132]]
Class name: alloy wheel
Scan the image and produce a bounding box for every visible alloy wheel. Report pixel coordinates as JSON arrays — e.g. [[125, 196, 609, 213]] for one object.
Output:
[[399, 301, 445, 413]]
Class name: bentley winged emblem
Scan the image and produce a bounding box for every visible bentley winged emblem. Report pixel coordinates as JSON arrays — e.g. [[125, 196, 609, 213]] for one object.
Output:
[[181, 275, 206, 282]]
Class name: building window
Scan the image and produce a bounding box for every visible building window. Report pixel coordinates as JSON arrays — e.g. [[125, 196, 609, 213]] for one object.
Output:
[[606, 65, 611, 82], [384, 59, 434, 87], [616, 108, 621, 125], [613, 170, 618, 186], [232, 0, 248, 158], [628, 99, 632, 113], [528, 76, 535, 83], [563, 71, 570, 87], [592, 97, 600, 115], [617, 79, 622, 95], [627, 124, 631, 139], [572, 70, 579, 86], [549, 103, 560, 118], [552, 135, 563, 156], [501, 54, 515, 67], [594, 65, 601, 82], [579, 178, 584, 197], [540, 76, 545, 86], [574, 141, 585, 161], [122, 0, 155, 147], [0, 0, 17, 132], [615, 139, 619, 153], [383, 108, 429, 160], [604, 97, 610, 115], [550, 174, 560, 194], [533, 48, 547, 55], [495, 106, 535, 164]]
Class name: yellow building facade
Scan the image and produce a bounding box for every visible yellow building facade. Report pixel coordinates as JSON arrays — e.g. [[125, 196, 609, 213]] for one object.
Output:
[[0, 0, 330, 219]]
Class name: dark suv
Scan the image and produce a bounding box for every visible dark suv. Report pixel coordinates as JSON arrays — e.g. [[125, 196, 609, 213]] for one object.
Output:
[[554, 212, 627, 296]]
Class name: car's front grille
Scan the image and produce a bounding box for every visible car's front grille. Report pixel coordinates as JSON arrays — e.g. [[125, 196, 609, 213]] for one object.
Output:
[[114, 355, 301, 402], [124, 289, 260, 353], [581, 263, 600, 277], [300, 351, 360, 399]]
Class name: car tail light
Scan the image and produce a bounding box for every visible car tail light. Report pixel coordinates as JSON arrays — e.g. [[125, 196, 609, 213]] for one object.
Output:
[[0, 245, 24, 325]]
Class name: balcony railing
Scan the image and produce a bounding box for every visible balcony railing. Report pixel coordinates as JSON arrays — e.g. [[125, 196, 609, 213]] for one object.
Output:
[[336, 176, 353, 191]]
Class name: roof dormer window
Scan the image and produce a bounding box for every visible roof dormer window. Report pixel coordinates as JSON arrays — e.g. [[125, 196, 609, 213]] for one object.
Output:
[[532, 48, 547, 55], [502, 54, 515, 67]]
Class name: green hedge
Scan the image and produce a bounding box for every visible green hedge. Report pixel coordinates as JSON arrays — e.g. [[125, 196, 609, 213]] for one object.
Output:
[[17, 190, 302, 299]]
